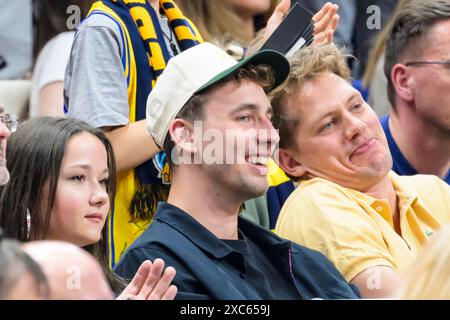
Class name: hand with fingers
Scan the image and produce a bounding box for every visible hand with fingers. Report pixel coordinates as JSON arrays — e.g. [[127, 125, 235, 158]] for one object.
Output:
[[264, 0, 340, 46], [264, 0, 292, 44], [312, 2, 340, 45], [116, 258, 178, 300]]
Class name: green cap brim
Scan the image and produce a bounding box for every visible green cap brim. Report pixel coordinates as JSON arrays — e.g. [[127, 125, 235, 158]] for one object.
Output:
[[195, 49, 290, 93]]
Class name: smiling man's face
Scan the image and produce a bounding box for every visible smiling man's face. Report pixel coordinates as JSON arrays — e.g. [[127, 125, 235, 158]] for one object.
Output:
[[279, 72, 392, 191]]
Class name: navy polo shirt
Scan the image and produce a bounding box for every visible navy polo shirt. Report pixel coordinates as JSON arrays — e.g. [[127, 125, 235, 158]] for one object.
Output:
[[114, 202, 359, 300], [381, 115, 450, 184]]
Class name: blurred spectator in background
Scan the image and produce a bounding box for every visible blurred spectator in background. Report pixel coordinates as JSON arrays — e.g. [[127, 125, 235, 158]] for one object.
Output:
[[24, 240, 178, 300], [177, 0, 339, 58], [0, 230, 50, 300], [23, 241, 115, 299], [397, 224, 450, 300], [301, 0, 397, 78], [30, 0, 95, 118], [0, 0, 33, 119], [382, 0, 450, 183], [0, 104, 14, 187], [0, 0, 33, 80], [363, 0, 411, 118], [176, 0, 277, 58]]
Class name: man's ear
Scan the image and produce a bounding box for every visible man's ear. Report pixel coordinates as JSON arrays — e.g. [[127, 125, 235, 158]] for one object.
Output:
[[277, 148, 306, 179], [168, 119, 197, 154], [391, 63, 414, 103]]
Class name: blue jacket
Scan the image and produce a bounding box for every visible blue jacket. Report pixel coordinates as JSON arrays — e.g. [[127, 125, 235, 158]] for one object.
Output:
[[115, 202, 360, 300]]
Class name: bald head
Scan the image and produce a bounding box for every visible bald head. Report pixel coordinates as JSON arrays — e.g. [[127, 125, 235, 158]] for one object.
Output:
[[23, 241, 114, 300], [0, 236, 49, 300]]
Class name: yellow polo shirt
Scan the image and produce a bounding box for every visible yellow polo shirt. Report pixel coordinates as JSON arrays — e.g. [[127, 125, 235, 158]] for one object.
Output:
[[275, 172, 450, 282]]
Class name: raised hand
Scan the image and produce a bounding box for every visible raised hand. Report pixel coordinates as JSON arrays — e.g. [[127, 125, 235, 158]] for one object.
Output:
[[312, 2, 340, 45], [116, 258, 178, 300], [264, 0, 292, 43]]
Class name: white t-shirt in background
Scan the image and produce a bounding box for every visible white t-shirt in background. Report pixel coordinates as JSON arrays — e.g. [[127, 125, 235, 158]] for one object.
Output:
[[30, 31, 75, 118]]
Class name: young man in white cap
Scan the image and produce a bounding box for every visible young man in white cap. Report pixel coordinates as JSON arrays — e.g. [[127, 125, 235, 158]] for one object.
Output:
[[115, 42, 359, 300]]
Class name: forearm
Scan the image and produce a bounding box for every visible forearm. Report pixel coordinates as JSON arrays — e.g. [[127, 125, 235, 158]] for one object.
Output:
[[37, 82, 65, 117], [103, 119, 161, 173]]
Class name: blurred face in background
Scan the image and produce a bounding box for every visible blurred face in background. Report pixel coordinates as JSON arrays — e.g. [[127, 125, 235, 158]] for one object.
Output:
[[226, 0, 272, 18], [0, 106, 12, 186], [404, 19, 450, 135], [6, 271, 46, 300]]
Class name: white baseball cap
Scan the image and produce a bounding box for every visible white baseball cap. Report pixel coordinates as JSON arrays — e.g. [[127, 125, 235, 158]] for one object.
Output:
[[146, 42, 290, 147]]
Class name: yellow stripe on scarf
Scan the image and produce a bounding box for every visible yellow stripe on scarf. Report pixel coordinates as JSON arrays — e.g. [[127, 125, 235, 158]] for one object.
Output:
[[161, 0, 204, 42]]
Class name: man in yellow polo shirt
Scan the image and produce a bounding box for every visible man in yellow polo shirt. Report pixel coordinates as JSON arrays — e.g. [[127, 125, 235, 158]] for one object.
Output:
[[271, 44, 450, 299]]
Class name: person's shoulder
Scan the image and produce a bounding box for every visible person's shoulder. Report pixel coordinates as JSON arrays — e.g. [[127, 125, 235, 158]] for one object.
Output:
[[291, 240, 329, 261], [282, 178, 356, 215], [276, 177, 376, 239], [289, 178, 343, 199], [291, 244, 341, 279], [44, 31, 75, 51], [291, 240, 345, 269], [76, 13, 122, 37], [394, 172, 450, 219], [125, 216, 199, 257], [53, 31, 75, 43], [126, 219, 175, 250], [114, 222, 177, 272], [42, 31, 76, 63], [289, 242, 360, 299], [394, 172, 449, 195]]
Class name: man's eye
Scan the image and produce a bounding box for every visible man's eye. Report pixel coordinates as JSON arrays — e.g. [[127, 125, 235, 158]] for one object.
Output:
[[238, 115, 252, 122], [320, 119, 336, 132], [352, 104, 362, 111]]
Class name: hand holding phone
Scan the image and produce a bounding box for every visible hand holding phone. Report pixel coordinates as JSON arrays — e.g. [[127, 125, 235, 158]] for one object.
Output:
[[261, 3, 314, 56]]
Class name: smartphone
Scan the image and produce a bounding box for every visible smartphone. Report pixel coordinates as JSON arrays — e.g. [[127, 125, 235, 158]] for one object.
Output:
[[261, 3, 314, 56]]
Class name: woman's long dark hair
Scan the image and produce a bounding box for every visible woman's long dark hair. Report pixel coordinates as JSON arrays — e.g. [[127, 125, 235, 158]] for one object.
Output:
[[0, 117, 125, 293]]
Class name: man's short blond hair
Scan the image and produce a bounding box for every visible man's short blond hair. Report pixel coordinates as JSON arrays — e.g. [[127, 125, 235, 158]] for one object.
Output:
[[271, 45, 351, 150]]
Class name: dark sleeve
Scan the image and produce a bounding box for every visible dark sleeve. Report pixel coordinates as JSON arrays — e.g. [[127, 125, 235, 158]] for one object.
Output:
[[314, 250, 361, 299], [291, 243, 361, 299], [113, 247, 156, 281]]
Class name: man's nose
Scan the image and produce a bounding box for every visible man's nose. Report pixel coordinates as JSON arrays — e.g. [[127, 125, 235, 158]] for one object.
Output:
[[258, 116, 280, 151], [344, 115, 366, 141], [0, 122, 11, 140]]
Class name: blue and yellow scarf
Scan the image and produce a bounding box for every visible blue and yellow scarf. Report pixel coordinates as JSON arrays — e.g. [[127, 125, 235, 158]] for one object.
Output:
[[87, 0, 202, 266]]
